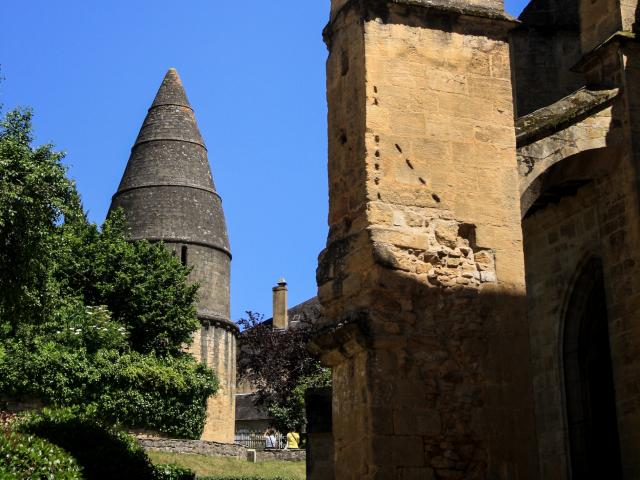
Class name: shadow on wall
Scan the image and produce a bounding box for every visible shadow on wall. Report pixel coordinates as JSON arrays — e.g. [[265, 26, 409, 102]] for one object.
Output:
[[312, 241, 539, 478]]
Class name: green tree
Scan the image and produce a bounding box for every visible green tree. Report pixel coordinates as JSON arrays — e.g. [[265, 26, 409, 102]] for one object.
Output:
[[237, 312, 331, 432], [0, 108, 216, 438], [54, 210, 200, 356], [0, 108, 81, 331]]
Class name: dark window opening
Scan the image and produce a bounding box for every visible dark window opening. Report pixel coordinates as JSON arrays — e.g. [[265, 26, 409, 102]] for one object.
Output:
[[181, 245, 188, 267], [563, 259, 622, 479]]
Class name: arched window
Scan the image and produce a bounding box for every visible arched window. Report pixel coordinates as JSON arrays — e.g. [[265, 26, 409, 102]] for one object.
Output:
[[563, 258, 622, 479]]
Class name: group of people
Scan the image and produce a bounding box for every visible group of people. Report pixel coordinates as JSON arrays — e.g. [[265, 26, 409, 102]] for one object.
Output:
[[263, 428, 300, 450]]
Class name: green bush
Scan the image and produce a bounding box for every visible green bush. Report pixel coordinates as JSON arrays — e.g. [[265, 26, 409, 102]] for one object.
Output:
[[0, 334, 217, 438], [15, 409, 154, 480], [153, 463, 196, 480], [0, 430, 83, 479]]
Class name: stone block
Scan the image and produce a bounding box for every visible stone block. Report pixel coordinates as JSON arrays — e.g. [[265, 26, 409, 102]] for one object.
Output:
[[246, 449, 257, 463]]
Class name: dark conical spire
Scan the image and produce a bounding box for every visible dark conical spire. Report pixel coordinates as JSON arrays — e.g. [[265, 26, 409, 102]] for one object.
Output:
[[110, 68, 231, 257], [151, 68, 191, 109]]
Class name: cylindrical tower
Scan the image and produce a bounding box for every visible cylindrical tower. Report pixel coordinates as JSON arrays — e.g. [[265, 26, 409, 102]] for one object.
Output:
[[110, 68, 237, 443]]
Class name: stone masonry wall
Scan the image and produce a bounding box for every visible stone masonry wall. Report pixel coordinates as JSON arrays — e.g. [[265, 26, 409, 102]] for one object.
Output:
[[139, 439, 245, 458], [189, 324, 236, 443], [522, 184, 600, 479], [520, 40, 640, 477], [165, 242, 231, 321], [316, 1, 539, 478], [256, 450, 306, 462]]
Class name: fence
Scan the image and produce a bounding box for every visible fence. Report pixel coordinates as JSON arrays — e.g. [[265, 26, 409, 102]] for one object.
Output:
[[235, 431, 286, 450]]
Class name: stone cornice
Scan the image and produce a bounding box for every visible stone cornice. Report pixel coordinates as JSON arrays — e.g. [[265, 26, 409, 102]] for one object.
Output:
[[325, 0, 518, 41], [129, 236, 233, 259], [199, 314, 239, 335], [132, 138, 207, 151], [113, 183, 222, 202]]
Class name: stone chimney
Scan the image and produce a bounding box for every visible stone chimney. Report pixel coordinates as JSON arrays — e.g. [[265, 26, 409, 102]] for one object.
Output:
[[272, 278, 288, 330]]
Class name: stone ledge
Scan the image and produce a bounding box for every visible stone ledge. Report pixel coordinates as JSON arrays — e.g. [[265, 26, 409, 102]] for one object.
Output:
[[572, 31, 638, 73], [257, 449, 307, 462], [139, 439, 245, 458], [515, 87, 620, 147], [139, 439, 306, 462]]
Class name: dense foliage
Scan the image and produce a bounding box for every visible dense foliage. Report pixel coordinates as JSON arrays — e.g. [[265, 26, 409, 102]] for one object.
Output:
[[54, 211, 200, 356], [0, 108, 81, 331], [0, 333, 216, 437], [0, 430, 83, 479], [14, 409, 196, 480], [237, 312, 331, 432], [0, 108, 216, 438]]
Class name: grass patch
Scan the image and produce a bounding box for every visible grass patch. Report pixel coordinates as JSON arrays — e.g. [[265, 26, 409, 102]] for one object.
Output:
[[148, 452, 305, 479]]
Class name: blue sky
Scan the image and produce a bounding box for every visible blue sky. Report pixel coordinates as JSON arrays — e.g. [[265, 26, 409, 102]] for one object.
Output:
[[1, 0, 528, 321]]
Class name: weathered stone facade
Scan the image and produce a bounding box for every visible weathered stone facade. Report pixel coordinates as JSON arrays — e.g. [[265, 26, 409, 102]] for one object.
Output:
[[110, 69, 237, 443], [313, 0, 640, 478]]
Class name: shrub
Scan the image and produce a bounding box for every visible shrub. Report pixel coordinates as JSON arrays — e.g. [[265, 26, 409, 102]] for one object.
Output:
[[15, 408, 154, 480], [0, 337, 217, 438], [153, 463, 196, 480], [0, 430, 83, 479]]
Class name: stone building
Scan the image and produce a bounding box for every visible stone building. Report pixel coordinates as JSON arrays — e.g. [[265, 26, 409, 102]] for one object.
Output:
[[311, 0, 640, 478], [110, 69, 237, 443]]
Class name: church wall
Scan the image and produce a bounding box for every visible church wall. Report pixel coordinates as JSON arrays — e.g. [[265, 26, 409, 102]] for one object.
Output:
[[522, 145, 640, 478], [522, 184, 600, 479], [510, 29, 583, 117], [317, 1, 539, 478]]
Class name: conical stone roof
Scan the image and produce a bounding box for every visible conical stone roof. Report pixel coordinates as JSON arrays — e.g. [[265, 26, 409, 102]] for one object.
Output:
[[110, 69, 230, 257]]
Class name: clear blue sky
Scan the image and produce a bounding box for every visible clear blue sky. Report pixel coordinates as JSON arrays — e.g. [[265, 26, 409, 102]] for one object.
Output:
[[1, 0, 528, 321]]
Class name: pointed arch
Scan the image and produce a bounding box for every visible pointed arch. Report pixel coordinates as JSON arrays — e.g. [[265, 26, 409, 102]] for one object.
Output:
[[562, 257, 622, 479]]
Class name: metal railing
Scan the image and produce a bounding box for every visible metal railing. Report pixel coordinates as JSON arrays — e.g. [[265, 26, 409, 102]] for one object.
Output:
[[235, 431, 286, 450]]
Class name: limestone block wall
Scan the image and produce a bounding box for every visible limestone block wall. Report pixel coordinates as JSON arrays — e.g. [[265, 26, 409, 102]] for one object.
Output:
[[189, 324, 237, 443], [316, 1, 539, 478], [522, 185, 600, 479], [520, 41, 640, 477], [522, 157, 640, 478]]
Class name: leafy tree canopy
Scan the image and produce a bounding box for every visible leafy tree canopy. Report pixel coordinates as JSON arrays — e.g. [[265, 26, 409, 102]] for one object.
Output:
[[236, 312, 331, 432], [0, 107, 215, 438]]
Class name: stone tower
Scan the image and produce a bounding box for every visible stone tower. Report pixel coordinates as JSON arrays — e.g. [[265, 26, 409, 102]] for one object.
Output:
[[313, 1, 539, 478], [110, 68, 237, 443]]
